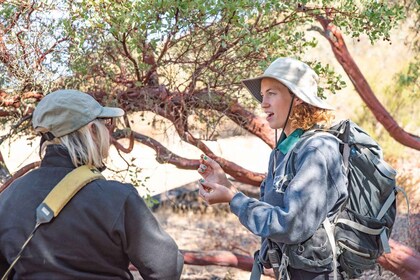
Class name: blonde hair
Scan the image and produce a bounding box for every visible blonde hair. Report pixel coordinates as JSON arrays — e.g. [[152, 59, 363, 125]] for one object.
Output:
[[289, 102, 334, 131], [39, 119, 111, 168]]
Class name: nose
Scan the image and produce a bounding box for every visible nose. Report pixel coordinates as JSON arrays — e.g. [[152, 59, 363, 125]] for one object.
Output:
[[261, 96, 269, 108]]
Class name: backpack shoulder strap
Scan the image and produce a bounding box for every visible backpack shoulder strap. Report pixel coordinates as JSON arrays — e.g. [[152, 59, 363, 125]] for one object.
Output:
[[1, 165, 104, 280], [36, 165, 104, 224], [287, 128, 343, 174]]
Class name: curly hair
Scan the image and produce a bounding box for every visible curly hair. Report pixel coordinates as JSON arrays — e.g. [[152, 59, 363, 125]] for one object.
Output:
[[289, 102, 334, 131]]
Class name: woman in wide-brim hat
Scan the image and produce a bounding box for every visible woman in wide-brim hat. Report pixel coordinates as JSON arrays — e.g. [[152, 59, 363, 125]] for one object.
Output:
[[197, 58, 348, 279]]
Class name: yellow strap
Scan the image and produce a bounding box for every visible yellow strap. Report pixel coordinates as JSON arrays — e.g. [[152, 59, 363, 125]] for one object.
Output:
[[2, 166, 105, 280], [43, 165, 104, 218]]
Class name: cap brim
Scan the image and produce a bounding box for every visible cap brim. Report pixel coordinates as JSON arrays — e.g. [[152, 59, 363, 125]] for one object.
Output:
[[98, 107, 125, 118], [242, 75, 334, 110]]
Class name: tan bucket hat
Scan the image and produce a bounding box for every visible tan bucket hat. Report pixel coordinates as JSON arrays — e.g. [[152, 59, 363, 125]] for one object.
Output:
[[242, 57, 334, 110], [32, 89, 125, 138]]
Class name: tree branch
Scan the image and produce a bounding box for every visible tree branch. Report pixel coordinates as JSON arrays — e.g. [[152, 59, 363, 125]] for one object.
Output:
[[181, 250, 254, 272], [36, 37, 69, 68], [124, 131, 265, 186], [316, 17, 420, 150], [121, 32, 141, 81]]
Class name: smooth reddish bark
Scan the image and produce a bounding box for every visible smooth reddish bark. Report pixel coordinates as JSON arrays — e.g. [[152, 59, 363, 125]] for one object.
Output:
[[316, 18, 420, 150]]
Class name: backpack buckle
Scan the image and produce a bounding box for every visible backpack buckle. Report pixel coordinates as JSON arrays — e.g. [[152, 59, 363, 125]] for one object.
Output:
[[274, 174, 292, 194]]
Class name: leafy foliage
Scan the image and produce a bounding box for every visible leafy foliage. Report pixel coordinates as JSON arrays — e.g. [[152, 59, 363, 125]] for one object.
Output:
[[1, 1, 406, 125], [0, 0, 414, 174]]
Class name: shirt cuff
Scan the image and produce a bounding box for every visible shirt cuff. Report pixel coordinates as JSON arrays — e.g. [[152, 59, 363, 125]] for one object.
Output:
[[229, 192, 248, 215]]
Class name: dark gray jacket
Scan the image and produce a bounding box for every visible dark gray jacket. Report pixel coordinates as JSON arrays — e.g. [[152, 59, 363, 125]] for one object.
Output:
[[0, 145, 183, 279], [230, 132, 348, 271]]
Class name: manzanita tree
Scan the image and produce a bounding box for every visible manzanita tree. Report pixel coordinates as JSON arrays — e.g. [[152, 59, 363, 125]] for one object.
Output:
[[1, 0, 419, 277], [1, 0, 418, 187]]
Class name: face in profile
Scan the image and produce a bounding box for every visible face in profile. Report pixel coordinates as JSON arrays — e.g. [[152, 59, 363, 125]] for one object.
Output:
[[260, 78, 295, 130]]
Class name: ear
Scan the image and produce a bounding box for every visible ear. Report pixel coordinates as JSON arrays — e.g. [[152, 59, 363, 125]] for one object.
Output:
[[88, 122, 97, 135], [294, 97, 304, 106]]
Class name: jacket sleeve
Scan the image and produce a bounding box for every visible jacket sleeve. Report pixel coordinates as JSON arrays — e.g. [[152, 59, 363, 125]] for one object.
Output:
[[230, 138, 345, 244], [116, 190, 184, 280]]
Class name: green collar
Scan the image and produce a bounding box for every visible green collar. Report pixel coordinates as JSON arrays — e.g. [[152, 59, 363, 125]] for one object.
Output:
[[277, 129, 304, 154]]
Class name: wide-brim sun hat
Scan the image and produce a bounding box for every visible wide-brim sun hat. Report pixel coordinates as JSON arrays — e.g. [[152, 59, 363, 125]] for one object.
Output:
[[32, 89, 125, 138], [242, 57, 334, 110]]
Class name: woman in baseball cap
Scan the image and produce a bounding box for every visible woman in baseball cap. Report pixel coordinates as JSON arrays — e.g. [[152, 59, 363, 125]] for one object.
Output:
[[197, 58, 348, 279], [0, 89, 184, 279], [32, 89, 125, 168]]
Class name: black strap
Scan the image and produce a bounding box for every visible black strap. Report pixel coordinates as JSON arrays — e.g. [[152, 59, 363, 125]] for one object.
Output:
[[267, 240, 281, 280]]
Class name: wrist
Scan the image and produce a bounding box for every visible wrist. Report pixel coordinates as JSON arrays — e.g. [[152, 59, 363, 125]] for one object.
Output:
[[228, 185, 239, 202]]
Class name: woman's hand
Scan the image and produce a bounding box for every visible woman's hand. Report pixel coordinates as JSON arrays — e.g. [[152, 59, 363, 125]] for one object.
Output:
[[197, 154, 232, 188], [198, 179, 238, 205]]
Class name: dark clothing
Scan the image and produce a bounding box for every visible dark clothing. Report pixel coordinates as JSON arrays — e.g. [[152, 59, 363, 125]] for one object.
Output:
[[288, 266, 344, 280], [0, 145, 183, 280]]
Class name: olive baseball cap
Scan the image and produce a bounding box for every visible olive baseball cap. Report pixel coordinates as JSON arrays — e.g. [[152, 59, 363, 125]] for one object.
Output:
[[32, 89, 125, 138], [242, 57, 334, 110]]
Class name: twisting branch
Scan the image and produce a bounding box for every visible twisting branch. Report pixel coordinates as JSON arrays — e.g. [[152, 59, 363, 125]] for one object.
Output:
[[36, 37, 69, 68], [130, 131, 200, 169], [111, 133, 134, 154], [313, 16, 419, 150], [184, 132, 265, 186], [121, 32, 141, 81], [118, 130, 265, 186]]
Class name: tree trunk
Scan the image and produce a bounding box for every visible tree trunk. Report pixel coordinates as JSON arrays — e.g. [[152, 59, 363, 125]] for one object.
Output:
[[316, 17, 420, 150]]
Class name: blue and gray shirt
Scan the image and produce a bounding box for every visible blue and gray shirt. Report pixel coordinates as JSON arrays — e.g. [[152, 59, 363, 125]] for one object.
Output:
[[230, 129, 348, 269]]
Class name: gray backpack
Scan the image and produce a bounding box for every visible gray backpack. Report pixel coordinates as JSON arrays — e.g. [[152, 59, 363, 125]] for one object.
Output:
[[280, 119, 408, 279]]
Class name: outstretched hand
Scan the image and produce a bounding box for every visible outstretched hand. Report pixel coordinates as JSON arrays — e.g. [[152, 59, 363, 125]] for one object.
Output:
[[198, 179, 238, 205]]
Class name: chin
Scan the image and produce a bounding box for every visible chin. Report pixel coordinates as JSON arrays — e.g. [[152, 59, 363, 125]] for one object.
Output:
[[268, 123, 282, 130]]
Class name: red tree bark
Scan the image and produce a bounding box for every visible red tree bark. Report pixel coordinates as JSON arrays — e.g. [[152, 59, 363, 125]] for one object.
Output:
[[127, 242, 420, 280], [181, 250, 254, 271], [316, 17, 420, 150]]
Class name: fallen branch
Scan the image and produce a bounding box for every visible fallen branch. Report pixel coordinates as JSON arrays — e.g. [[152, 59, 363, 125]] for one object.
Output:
[[181, 250, 254, 271], [127, 241, 420, 279]]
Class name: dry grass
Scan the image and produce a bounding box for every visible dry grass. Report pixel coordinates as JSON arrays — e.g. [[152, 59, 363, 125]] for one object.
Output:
[[145, 171, 420, 280]]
